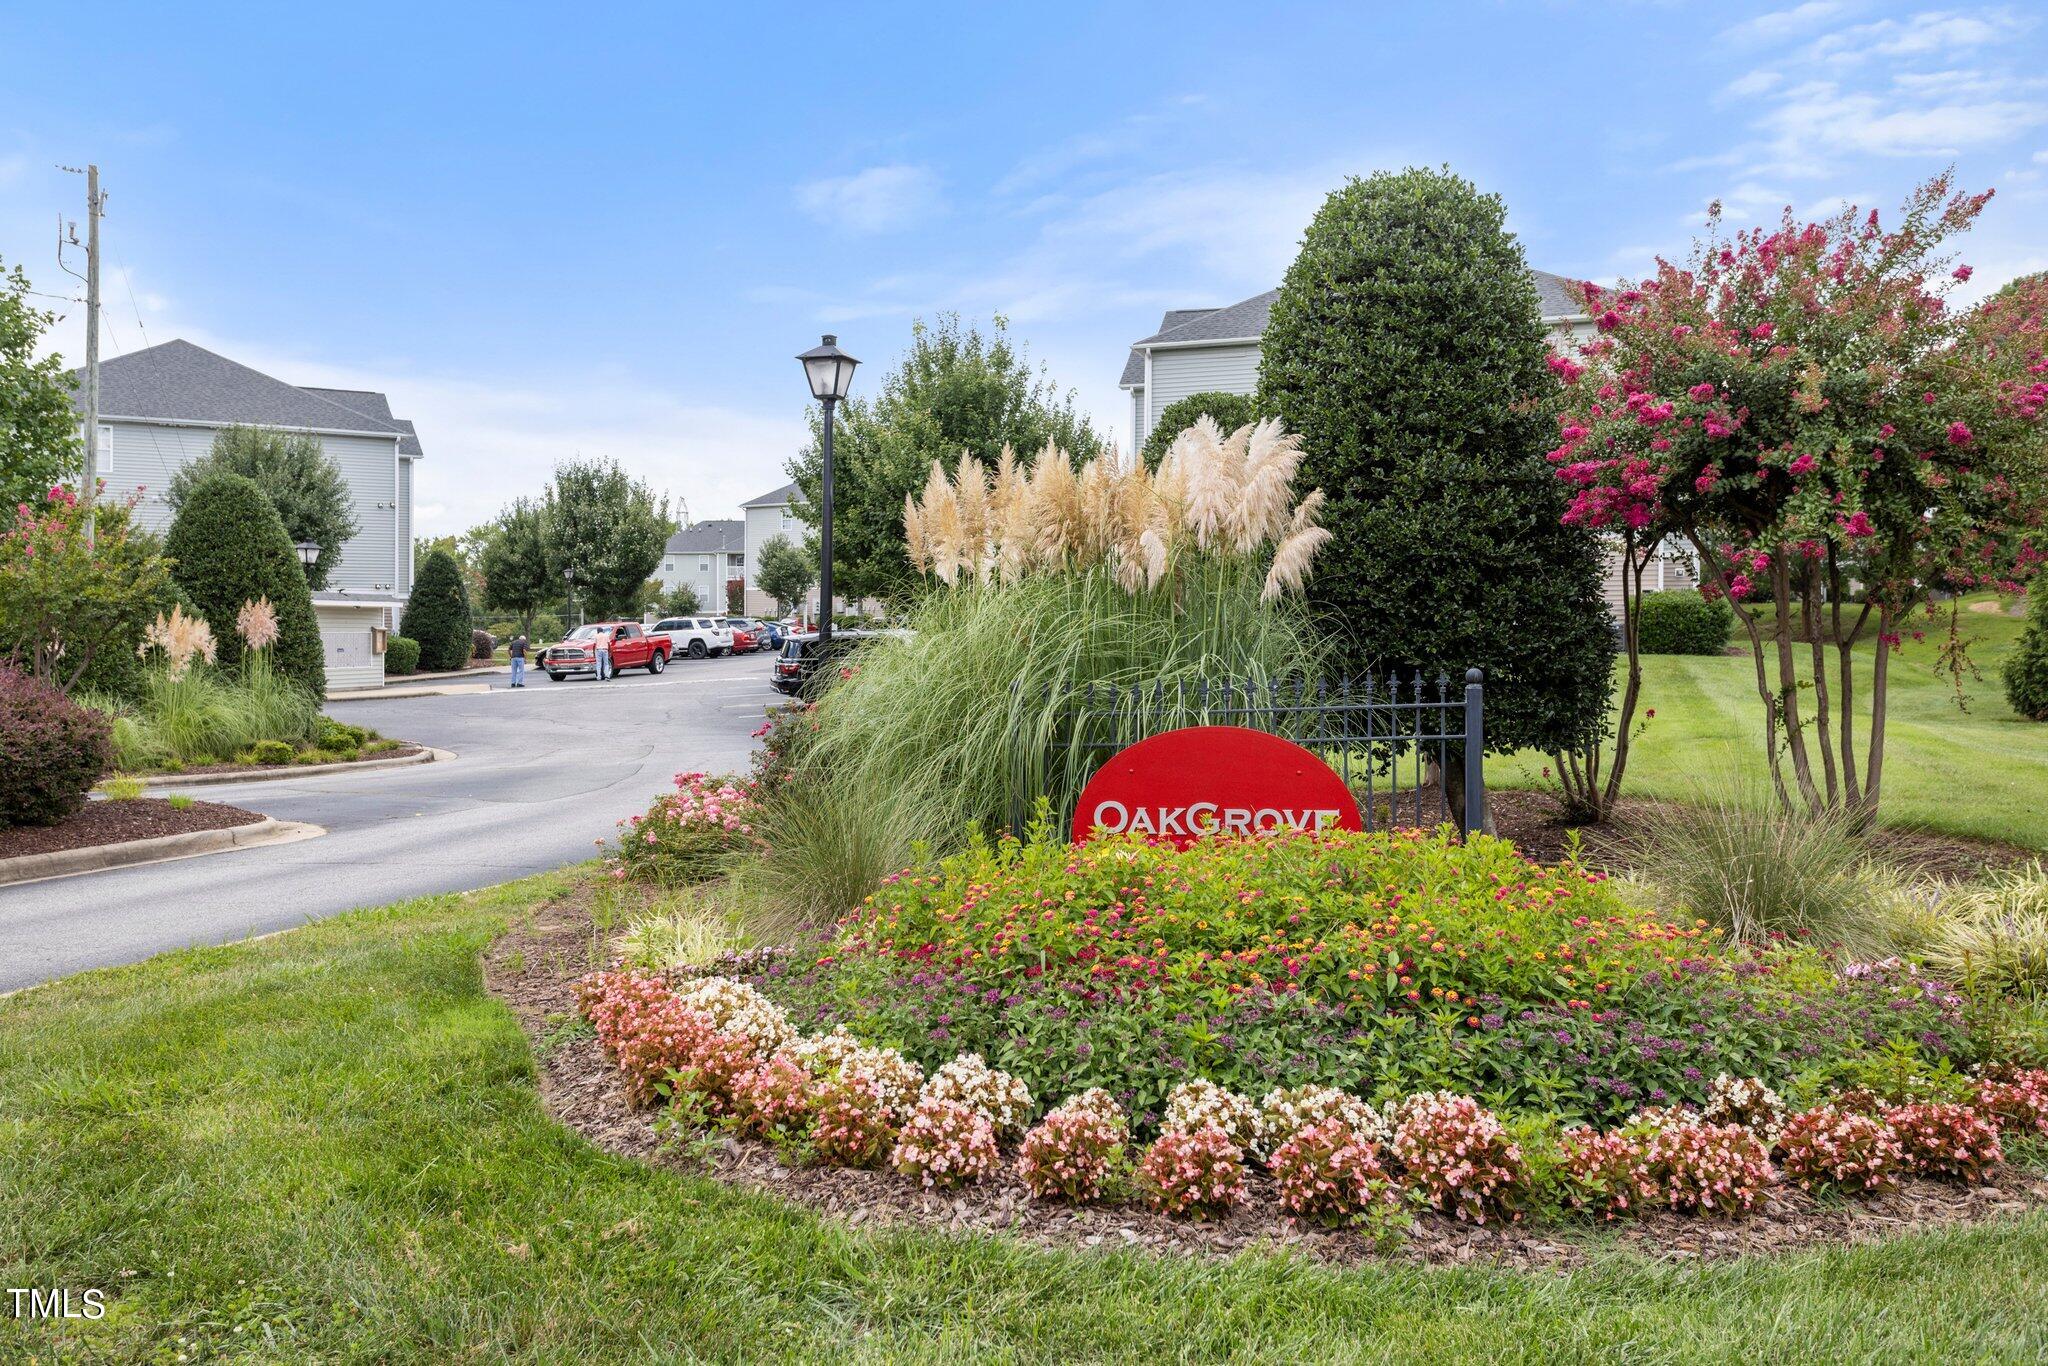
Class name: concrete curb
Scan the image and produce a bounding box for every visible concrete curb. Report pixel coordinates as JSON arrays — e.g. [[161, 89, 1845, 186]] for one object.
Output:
[[0, 817, 325, 887], [328, 682, 493, 701], [136, 746, 451, 789]]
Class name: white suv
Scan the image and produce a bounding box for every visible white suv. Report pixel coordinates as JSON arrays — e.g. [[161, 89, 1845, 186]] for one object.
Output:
[[651, 616, 734, 659]]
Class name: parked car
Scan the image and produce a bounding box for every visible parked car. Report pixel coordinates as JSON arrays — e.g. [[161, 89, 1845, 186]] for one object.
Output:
[[753, 619, 788, 650], [539, 621, 671, 680], [720, 617, 764, 653], [769, 630, 893, 698], [651, 615, 734, 659]]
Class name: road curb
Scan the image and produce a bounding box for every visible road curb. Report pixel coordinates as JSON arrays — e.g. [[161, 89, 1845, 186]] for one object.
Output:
[[0, 818, 326, 887], [328, 683, 493, 701], [135, 746, 451, 789]]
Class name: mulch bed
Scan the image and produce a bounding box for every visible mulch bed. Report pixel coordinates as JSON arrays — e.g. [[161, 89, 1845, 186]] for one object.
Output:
[[145, 743, 425, 779], [482, 885, 2048, 1272], [0, 797, 264, 860], [1486, 788, 2037, 882]]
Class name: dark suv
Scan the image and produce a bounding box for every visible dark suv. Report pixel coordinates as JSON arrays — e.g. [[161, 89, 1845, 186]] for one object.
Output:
[[769, 630, 889, 698]]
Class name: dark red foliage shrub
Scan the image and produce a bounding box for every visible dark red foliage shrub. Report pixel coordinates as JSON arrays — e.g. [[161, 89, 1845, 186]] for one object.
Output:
[[0, 663, 111, 828]]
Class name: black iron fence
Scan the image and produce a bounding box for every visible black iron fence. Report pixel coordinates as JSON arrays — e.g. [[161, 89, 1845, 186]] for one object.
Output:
[[1006, 669, 1486, 837]]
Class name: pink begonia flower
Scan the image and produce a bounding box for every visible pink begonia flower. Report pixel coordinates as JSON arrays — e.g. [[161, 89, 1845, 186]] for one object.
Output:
[[1954, 265, 1974, 282], [1788, 453, 1817, 475], [1947, 420, 1974, 446], [1687, 382, 1717, 402], [1750, 322, 1775, 339]]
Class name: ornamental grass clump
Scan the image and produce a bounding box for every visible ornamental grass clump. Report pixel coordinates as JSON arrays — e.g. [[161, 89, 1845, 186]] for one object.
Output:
[[1886, 1102, 2004, 1182], [1775, 1107, 1906, 1193], [1138, 1125, 1247, 1218], [919, 1053, 1033, 1138], [1269, 1119, 1398, 1224], [810, 420, 1329, 836], [1389, 1094, 1528, 1225], [1017, 1108, 1125, 1203], [809, 1075, 897, 1168], [891, 1096, 1002, 1190]]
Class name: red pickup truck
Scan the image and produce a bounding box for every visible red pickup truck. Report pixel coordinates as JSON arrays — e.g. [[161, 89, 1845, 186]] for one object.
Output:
[[538, 621, 671, 680]]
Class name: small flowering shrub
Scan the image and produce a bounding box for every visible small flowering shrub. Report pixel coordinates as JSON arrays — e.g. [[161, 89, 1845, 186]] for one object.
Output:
[[610, 772, 763, 885], [1560, 1127, 1660, 1216], [1775, 1107, 1906, 1193], [1700, 1074, 1788, 1146], [1017, 1108, 1125, 1203], [920, 1053, 1033, 1138], [1256, 1085, 1387, 1158], [784, 1025, 867, 1079], [1389, 1094, 1527, 1225], [1138, 1124, 1247, 1218], [670, 975, 797, 1055], [1642, 1123, 1773, 1215], [1162, 1080, 1259, 1149], [1269, 1119, 1397, 1224], [890, 1096, 1001, 1190], [729, 1052, 812, 1138], [839, 1045, 926, 1119], [1975, 1069, 2048, 1137], [1055, 1087, 1129, 1138], [1886, 1102, 2004, 1182], [810, 1075, 896, 1168]]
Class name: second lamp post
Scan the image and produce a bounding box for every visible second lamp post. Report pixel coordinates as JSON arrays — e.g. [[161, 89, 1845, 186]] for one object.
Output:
[[796, 334, 858, 642]]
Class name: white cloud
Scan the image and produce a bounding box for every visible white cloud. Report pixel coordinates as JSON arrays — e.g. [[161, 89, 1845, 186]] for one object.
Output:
[[1758, 79, 2048, 161], [1722, 1, 1860, 45], [1809, 8, 2028, 62], [795, 164, 943, 233], [1722, 69, 1783, 98]]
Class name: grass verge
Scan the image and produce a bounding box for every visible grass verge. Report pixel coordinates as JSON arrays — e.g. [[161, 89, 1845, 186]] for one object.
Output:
[[6, 870, 2048, 1361]]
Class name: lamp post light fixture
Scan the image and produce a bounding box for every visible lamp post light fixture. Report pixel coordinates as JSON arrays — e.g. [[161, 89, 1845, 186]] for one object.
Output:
[[562, 566, 578, 628], [293, 540, 320, 573], [796, 334, 858, 643]]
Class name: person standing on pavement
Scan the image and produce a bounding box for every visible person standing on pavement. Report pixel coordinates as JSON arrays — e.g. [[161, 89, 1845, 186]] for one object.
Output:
[[507, 633, 528, 688], [595, 626, 614, 682]]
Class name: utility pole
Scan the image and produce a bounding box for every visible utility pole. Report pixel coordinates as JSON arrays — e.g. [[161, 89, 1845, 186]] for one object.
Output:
[[59, 164, 105, 543]]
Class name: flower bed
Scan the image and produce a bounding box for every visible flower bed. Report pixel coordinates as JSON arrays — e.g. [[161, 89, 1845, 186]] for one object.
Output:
[[719, 827, 1968, 1127]]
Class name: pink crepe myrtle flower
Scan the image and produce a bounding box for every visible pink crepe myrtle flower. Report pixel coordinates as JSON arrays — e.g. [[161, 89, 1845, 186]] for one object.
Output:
[[1788, 453, 1817, 476], [1837, 511, 1875, 538], [1750, 322, 1775, 339], [1687, 382, 1717, 402], [1954, 265, 1974, 282], [1947, 420, 1974, 446]]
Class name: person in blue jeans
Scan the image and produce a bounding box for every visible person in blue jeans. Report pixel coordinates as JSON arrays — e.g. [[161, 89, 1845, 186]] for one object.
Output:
[[507, 633, 528, 688], [595, 629, 613, 682]]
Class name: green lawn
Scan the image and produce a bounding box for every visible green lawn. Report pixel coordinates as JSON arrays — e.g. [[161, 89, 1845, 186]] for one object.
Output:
[[1492, 598, 2048, 850], [7, 875, 2048, 1361]]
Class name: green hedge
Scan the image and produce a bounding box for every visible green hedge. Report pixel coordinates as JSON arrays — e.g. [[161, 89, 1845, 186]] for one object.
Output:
[[2005, 590, 2048, 720], [1139, 391, 1261, 469], [163, 472, 326, 696], [1637, 590, 1734, 655], [404, 550, 473, 673], [384, 637, 421, 676]]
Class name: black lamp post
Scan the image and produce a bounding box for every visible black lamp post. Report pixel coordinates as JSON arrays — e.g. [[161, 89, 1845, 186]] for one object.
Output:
[[293, 541, 320, 574], [562, 566, 577, 628], [796, 334, 858, 642]]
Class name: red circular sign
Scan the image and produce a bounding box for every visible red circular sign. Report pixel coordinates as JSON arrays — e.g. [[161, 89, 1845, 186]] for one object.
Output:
[[1072, 725, 1363, 845]]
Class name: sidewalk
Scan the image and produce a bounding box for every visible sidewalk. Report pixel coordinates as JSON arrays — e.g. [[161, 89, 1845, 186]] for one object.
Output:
[[326, 662, 503, 702]]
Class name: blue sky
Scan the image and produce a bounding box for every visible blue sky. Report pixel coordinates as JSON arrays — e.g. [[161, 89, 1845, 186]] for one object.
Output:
[[4, 1, 2046, 535]]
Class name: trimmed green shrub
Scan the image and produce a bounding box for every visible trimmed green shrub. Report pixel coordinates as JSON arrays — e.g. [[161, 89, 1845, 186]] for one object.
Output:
[[384, 637, 420, 676], [249, 739, 296, 765], [1257, 167, 1614, 764], [2005, 590, 2048, 721], [1138, 390, 1260, 469], [0, 663, 111, 828], [403, 549, 473, 672], [316, 717, 370, 750], [1637, 590, 1734, 655], [471, 628, 497, 660], [164, 472, 325, 696]]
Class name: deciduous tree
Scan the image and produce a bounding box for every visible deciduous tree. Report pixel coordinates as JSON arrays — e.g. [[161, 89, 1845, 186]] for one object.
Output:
[[753, 534, 814, 615], [543, 458, 672, 620], [0, 487, 168, 692], [167, 426, 360, 590], [0, 258, 82, 513]]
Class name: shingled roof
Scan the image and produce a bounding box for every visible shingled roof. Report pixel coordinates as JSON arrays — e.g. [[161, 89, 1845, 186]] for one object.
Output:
[[71, 339, 423, 457], [1122, 273, 1591, 388], [665, 519, 745, 555]]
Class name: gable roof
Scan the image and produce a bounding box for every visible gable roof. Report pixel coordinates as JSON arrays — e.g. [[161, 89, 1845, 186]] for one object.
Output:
[[741, 481, 802, 510], [70, 339, 423, 456], [666, 519, 745, 555], [1122, 274, 1589, 388]]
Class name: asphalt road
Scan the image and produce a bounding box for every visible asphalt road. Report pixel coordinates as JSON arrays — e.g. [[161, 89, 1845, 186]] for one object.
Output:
[[0, 649, 777, 993]]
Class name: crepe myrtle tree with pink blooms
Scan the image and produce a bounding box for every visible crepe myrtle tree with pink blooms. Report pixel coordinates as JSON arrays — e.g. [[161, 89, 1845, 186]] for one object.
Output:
[[1547, 174, 2048, 820]]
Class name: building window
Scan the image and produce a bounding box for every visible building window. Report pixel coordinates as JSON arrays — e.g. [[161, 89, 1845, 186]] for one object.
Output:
[[664, 559, 674, 572], [731, 554, 743, 569], [699, 557, 709, 571], [96, 424, 113, 473]]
